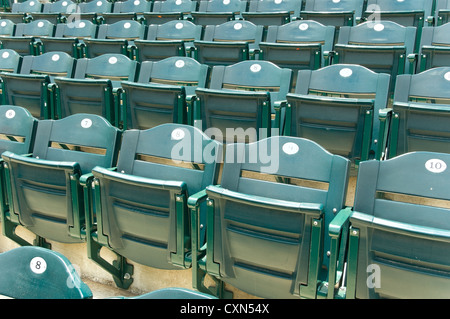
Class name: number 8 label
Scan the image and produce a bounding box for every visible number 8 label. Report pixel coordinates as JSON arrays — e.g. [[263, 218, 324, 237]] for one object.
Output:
[[30, 257, 47, 274]]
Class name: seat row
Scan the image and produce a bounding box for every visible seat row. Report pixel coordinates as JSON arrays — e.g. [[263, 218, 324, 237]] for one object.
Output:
[[1, 50, 450, 165], [0, 107, 448, 299], [1, 0, 446, 28]]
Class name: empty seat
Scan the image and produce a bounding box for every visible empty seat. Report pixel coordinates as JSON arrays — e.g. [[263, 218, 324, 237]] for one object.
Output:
[[0, 19, 16, 37], [329, 151, 450, 299], [52, 54, 138, 126], [193, 60, 292, 143], [382, 67, 450, 159], [76, 0, 114, 25], [37, 20, 98, 58], [0, 0, 43, 24], [242, 0, 303, 27], [192, 20, 264, 67], [142, 0, 198, 25], [120, 56, 209, 130], [0, 246, 93, 299], [282, 64, 390, 166], [85, 123, 222, 288], [1, 113, 121, 247], [417, 22, 450, 72], [0, 19, 55, 55], [133, 19, 202, 62], [0, 51, 76, 119], [300, 0, 365, 27], [331, 21, 417, 93], [29, 0, 78, 24], [190, 0, 248, 26], [0, 49, 23, 97], [102, 0, 152, 24], [189, 135, 350, 298], [81, 19, 146, 58], [257, 20, 335, 76]]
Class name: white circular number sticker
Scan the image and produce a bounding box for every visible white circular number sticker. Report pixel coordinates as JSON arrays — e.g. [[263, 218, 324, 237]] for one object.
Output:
[[282, 142, 299, 155], [444, 72, 450, 81], [299, 23, 309, 31], [250, 64, 261, 72], [5, 109, 15, 119], [234, 22, 242, 30], [374, 23, 385, 32], [2, 51, 9, 59], [81, 118, 92, 128], [340, 68, 353, 78], [0, 21, 7, 27], [175, 22, 184, 29], [175, 59, 185, 68], [108, 57, 118, 64], [171, 128, 185, 140], [30, 257, 47, 274], [123, 22, 131, 29], [425, 159, 447, 174], [52, 54, 60, 62]]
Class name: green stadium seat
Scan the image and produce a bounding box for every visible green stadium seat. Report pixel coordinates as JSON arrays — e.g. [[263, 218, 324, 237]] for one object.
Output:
[[190, 0, 248, 26], [102, 0, 152, 24], [0, 19, 16, 37], [192, 60, 292, 143], [189, 135, 350, 298], [0, 51, 76, 119], [28, 0, 78, 24], [282, 64, 390, 166], [0, 0, 43, 24], [382, 67, 450, 159], [142, 0, 198, 25], [1, 113, 121, 248], [52, 53, 139, 126], [257, 20, 335, 76], [300, 0, 365, 27], [435, 0, 450, 25], [241, 0, 303, 27], [76, 0, 114, 25], [328, 151, 450, 299], [120, 56, 209, 130], [191, 20, 264, 66], [84, 123, 222, 289], [0, 19, 55, 56], [81, 19, 146, 58], [417, 22, 450, 72], [0, 246, 93, 299], [37, 20, 98, 58], [133, 19, 202, 62], [331, 21, 417, 93]]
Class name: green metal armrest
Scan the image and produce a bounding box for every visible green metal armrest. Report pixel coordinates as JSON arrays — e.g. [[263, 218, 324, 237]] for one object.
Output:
[[2, 151, 80, 171]]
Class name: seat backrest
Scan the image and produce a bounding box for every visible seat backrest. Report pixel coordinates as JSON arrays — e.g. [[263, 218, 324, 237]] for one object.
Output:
[[31, 113, 121, 175], [364, 0, 434, 25], [304, 0, 364, 12], [113, 0, 152, 13], [137, 56, 209, 94], [350, 151, 450, 298], [152, 0, 197, 13], [0, 246, 93, 299], [0, 49, 22, 73], [0, 19, 15, 36], [78, 0, 113, 13], [301, 0, 365, 26], [265, 19, 334, 45], [42, 0, 77, 14], [202, 19, 264, 44], [95, 19, 146, 40], [15, 19, 55, 37], [418, 22, 450, 71], [145, 19, 202, 41], [247, 0, 302, 15], [53, 19, 98, 38], [11, 0, 42, 13], [0, 105, 37, 156], [19, 51, 76, 78], [196, 0, 247, 13], [73, 53, 139, 82]]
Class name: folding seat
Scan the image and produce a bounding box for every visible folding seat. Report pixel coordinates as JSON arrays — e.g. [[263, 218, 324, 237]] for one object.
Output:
[[120, 56, 209, 130], [72, 0, 114, 25], [84, 123, 222, 289], [381, 67, 450, 159], [189, 135, 350, 298], [241, 0, 303, 27], [0, 48, 22, 103], [300, 0, 365, 27], [101, 0, 152, 24], [416, 22, 450, 73], [0, 246, 93, 299], [328, 151, 450, 299], [81, 20, 146, 58], [0, 19, 55, 56], [1, 113, 121, 248], [36, 19, 98, 58], [191, 20, 264, 67], [0, 51, 76, 119], [132, 19, 202, 62], [281, 64, 390, 168], [330, 21, 417, 93], [0, 105, 37, 237], [257, 20, 335, 78], [142, 0, 198, 25], [28, 0, 78, 24], [52, 53, 139, 127], [435, 0, 450, 25], [190, 0, 248, 26], [192, 60, 292, 143], [0, 19, 16, 37], [0, 0, 43, 24]]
